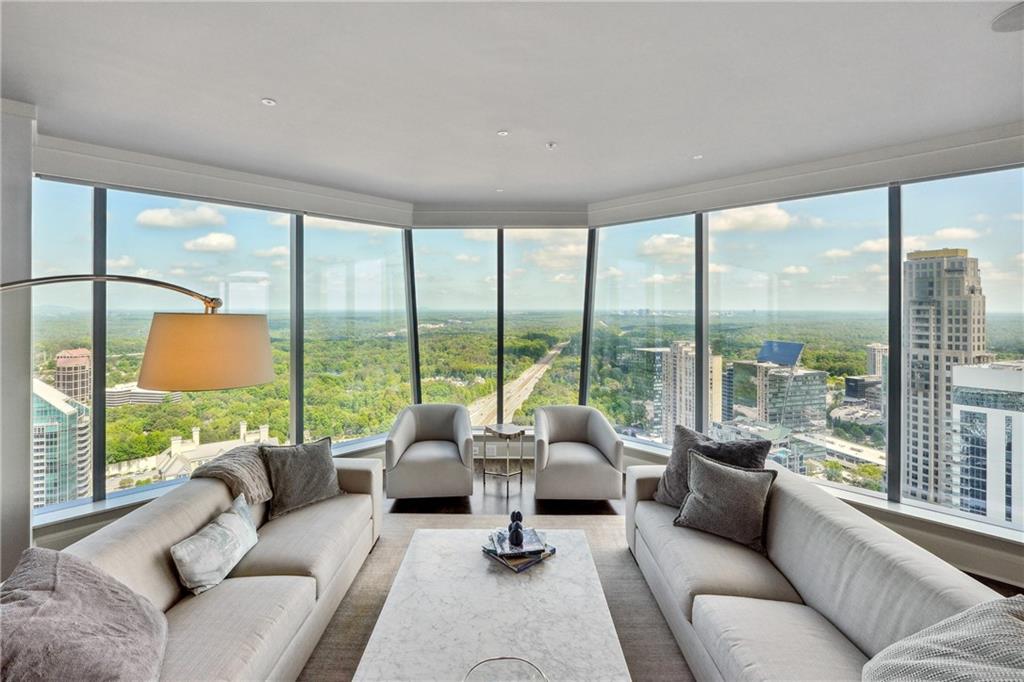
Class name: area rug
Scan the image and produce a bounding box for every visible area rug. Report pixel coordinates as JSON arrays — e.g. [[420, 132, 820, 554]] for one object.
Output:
[[299, 513, 694, 681]]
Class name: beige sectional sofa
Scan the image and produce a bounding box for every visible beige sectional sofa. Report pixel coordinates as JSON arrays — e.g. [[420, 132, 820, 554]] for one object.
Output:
[[65, 457, 383, 682], [626, 462, 1000, 681]]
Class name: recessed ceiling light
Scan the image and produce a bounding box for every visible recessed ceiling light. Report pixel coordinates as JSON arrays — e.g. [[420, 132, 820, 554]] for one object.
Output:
[[992, 2, 1024, 32], [692, 154, 704, 160], [545, 141, 558, 150], [496, 130, 510, 137], [260, 98, 277, 106], [495, 188, 505, 193]]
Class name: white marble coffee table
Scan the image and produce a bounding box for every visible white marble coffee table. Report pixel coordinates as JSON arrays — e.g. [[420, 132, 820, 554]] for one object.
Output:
[[353, 529, 631, 681]]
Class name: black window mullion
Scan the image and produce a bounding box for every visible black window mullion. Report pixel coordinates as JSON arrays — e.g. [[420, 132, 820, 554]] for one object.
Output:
[[496, 229, 505, 425], [695, 213, 709, 434], [403, 229, 422, 404], [91, 188, 107, 502], [887, 183, 903, 502], [578, 228, 598, 405], [290, 214, 304, 444]]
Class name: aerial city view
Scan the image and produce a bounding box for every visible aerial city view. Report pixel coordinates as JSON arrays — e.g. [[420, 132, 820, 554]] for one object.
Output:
[[30, 168, 1022, 530]]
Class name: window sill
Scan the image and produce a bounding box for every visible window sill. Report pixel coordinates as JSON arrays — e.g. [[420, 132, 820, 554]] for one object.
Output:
[[32, 480, 185, 530]]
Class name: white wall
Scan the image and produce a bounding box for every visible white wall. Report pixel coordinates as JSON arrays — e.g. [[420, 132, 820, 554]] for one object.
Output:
[[0, 99, 36, 579]]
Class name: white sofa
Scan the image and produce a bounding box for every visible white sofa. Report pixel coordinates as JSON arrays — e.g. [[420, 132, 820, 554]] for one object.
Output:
[[626, 462, 1001, 681], [385, 403, 474, 499], [65, 457, 383, 681], [534, 405, 624, 500]]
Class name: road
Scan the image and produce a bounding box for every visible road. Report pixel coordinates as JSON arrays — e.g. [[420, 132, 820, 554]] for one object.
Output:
[[468, 341, 568, 425]]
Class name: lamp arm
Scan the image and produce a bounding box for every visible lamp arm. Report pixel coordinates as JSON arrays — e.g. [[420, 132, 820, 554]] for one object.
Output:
[[0, 274, 222, 313]]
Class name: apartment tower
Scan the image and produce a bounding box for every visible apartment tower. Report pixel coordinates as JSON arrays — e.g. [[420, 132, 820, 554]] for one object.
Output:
[[54, 348, 92, 403], [902, 249, 991, 508]]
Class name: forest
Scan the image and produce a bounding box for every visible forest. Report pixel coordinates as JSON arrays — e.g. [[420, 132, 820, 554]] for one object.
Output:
[[31, 307, 1024, 474]]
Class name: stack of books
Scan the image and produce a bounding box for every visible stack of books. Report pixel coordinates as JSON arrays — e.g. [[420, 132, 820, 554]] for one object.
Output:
[[482, 528, 556, 573]]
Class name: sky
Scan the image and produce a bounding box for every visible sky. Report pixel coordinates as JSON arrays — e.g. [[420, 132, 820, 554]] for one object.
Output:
[[30, 167, 1023, 315]]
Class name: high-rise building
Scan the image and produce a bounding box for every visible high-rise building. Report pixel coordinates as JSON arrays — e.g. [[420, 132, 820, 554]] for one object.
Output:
[[31, 379, 91, 508], [866, 343, 889, 377], [721, 365, 734, 422], [902, 249, 992, 508], [631, 348, 669, 440], [54, 348, 91, 403], [660, 341, 722, 443], [845, 375, 882, 402], [949, 361, 1023, 530], [755, 363, 828, 430]]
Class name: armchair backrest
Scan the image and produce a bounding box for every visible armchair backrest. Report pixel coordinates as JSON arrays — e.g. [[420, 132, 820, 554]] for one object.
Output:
[[408, 403, 464, 441], [538, 405, 596, 444]]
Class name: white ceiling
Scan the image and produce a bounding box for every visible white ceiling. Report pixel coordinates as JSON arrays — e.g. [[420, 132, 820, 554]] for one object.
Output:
[[3, 2, 1022, 209]]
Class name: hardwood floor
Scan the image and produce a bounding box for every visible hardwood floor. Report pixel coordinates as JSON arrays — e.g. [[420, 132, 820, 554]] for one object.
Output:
[[385, 459, 625, 516]]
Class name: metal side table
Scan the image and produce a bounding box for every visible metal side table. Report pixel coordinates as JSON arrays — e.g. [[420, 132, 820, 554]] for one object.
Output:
[[482, 423, 526, 496]]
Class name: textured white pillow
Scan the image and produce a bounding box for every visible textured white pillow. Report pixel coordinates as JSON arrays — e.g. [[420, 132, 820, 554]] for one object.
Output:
[[170, 494, 258, 595]]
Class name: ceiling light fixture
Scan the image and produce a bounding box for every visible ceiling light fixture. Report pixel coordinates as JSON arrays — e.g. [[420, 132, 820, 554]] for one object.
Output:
[[260, 98, 277, 106], [545, 141, 558, 150], [692, 154, 704, 160], [495, 188, 505, 193], [992, 2, 1024, 31], [496, 130, 509, 136]]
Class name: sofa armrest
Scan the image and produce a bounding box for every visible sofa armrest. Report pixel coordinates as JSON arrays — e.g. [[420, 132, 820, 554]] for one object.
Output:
[[533, 409, 550, 471], [385, 408, 416, 470], [452, 405, 474, 469], [625, 465, 665, 554], [335, 457, 384, 543]]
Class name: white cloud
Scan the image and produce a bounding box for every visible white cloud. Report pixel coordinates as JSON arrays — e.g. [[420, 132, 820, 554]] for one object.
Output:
[[971, 213, 991, 223], [1016, 252, 1024, 263], [253, 245, 289, 257], [1008, 213, 1023, 222], [463, 229, 498, 242], [137, 204, 226, 228], [865, 263, 885, 274], [552, 273, 577, 284], [598, 266, 624, 280], [106, 255, 134, 269], [268, 214, 390, 234], [168, 267, 188, 277], [708, 263, 732, 273], [932, 227, 980, 241], [271, 259, 289, 269], [527, 241, 587, 269], [782, 265, 809, 275], [904, 235, 929, 251], [709, 203, 793, 233], [184, 232, 237, 252], [638, 233, 695, 263], [853, 238, 888, 253], [454, 253, 480, 263], [642, 273, 684, 285], [822, 248, 852, 259], [133, 267, 160, 278]]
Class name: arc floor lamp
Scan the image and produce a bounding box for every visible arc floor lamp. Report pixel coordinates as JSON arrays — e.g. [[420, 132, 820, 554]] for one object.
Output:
[[0, 274, 275, 391]]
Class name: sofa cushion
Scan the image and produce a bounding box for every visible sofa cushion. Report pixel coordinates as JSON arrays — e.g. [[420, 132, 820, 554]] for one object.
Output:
[[692, 595, 868, 681], [388, 440, 472, 498], [160, 575, 314, 682], [765, 464, 1000, 656], [64, 477, 234, 612], [634, 501, 801, 620], [230, 492, 373, 597], [261, 438, 342, 521]]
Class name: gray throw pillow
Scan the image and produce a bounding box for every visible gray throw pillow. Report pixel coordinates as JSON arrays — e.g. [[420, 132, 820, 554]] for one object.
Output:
[[863, 595, 1024, 681], [170, 494, 258, 595], [1, 547, 168, 681], [674, 450, 777, 554], [260, 437, 342, 520], [654, 424, 771, 508]]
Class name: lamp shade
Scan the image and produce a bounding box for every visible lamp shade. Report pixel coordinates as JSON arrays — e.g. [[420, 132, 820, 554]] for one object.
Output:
[[137, 313, 275, 391]]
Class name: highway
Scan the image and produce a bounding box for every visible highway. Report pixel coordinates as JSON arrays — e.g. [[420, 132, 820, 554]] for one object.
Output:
[[468, 341, 568, 425]]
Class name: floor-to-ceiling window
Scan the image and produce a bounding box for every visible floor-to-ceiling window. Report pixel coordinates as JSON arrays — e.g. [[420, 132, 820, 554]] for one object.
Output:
[[104, 190, 291, 494], [412, 229, 498, 427], [303, 217, 411, 442], [707, 189, 889, 494], [901, 167, 1023, 530], [30, 178, 94, 510], [587, 216, 696, 445], [502, 229, 588, 425]]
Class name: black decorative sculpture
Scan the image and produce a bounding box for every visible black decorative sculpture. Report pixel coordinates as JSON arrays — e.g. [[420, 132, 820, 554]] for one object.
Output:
[[508, 510, 525, 546]]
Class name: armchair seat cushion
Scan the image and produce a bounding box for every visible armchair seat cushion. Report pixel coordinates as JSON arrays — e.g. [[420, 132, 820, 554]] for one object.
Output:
[[387, 440, 472, 498], [535, 442, 622, 500], [229, 492, 372, 597], [160, 575, 314, 681]]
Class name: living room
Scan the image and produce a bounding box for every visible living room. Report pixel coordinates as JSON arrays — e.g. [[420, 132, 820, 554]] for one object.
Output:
[[1, 2, 1022, 681]]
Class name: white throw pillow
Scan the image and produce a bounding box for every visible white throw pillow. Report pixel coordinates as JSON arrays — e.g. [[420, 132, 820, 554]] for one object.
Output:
[[170, 494, 258, 595]]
